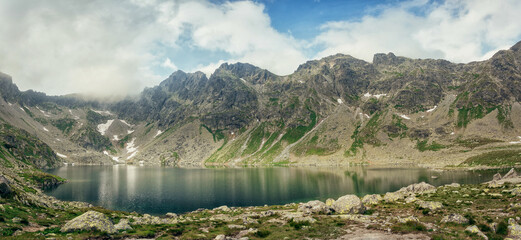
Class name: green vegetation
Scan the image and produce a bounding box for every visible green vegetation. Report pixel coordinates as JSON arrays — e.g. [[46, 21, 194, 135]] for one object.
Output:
[[416, 140, 446, 152], [118, 135, 131, 148], [281, 110, 317, 144], [22, 106, 34, 117], [242, 123, 266, 156], [20, 170, 66, 189], [86, 110, 108, 125], [345, 112, 382, 156], [497, 105, 514, 129], [51, 118, 75, 134], [461, 149, 521, 166], [387, 115, 408, 138], [391, 221, 426, 233], [200, 124, 226, 142]]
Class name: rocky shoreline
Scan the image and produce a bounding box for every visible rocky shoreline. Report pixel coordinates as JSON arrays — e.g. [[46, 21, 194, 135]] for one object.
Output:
[[3, 167, 521, 239]]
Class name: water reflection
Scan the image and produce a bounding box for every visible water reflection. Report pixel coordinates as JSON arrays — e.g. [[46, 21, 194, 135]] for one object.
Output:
[[45, 166, 508, 215]]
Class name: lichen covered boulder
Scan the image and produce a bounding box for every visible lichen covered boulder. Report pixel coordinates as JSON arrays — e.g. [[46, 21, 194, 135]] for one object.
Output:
[[331, 195, 365, 214], [362, 194, 382, 205], [114, 219, 132, 231], [417, 200, 443, 211], [398, 182, 436, 195], [466, 225, 488, 239], [441, 213, 468, 224], [384, 192, 404, 202], [298, 200, 330, 214], [61, 211, 116, 234]]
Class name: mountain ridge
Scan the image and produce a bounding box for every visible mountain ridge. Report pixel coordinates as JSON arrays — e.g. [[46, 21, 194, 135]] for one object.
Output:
[[1, 41, 521, 167]]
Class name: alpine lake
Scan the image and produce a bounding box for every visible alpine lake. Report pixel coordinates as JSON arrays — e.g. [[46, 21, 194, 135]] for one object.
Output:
[[44, 165, 508, 215]]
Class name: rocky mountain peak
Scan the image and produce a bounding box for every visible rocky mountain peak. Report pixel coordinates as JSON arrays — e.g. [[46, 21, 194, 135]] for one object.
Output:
[[373, 52, 407, 66], [510, 40, 521, 52]]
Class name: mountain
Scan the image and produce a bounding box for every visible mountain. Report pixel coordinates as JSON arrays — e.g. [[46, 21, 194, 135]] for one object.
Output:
[[1, 41, 521, 168]]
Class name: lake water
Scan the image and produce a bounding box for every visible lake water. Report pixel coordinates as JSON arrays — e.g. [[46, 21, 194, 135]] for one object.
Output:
[[45, 165, 506, 215]]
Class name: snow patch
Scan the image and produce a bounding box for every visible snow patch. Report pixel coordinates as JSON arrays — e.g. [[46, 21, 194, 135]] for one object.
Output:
[[364, 93, 387, 99], [399, 114, 411, 120], [56, 153, 67, 158], [93, 110, 113, 115], [56, 138, 61, 142], [155, 130, 163, 137], [127, 130, 135, 134], [240, 78, 246, 83], [126, 138, 138, 153], [103, 150, 120, 162], [113, 135, 120, 141], [97, 119, 114, 135], [510, 136, 521, 144], [127, 151, 139, 160], [19, 107, 24, 111], [69, 109, 80, 120], [426, 106, 437, 113], [43, 127, 49, 132], [36, 106, 50, 117], [364, 114, 370, 118], [8, 102, 12, 106], [120, 120, 132, 127], [337, 98, 343, 104], [298, 80, 304, 84]]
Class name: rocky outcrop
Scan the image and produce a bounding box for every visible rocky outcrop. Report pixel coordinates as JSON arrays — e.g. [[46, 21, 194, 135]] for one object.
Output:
[[397, 182, 436, 195], [61, 211, 116, 234], [114, 219, 132, 231], [0, 175, 12, 198], [416, 200, 443, 211], [361, 194, 383, 205], [331, 195, 365, 214], [466, 225, 488, 239], [441, 214, 468, 224], [298, 200, 331, 214]]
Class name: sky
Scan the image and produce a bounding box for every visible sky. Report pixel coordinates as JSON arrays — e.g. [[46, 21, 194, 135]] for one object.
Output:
[[0, 0, 520, 98]]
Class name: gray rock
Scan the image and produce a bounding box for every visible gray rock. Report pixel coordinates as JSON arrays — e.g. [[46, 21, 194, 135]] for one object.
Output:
[[503, 168, 518, 179], [114, 219, 132, 231], [166, 212, 178, 218], [12, 217, 22, 223], [227, 224, 246, 229], [61, 211, 116, 234], [466, 225, 488, 239], [493, 173, 502, 181], [361, 194, 383, 205], [292, 216, 316, 223], [397, 216, 420, 223], [0, 176, 12, 198], [508, 222, 521, 239], [332, 195, 365, 214], [417, 200, 443, 211], [398, 182, 436, 194], [445, 183, 461, 188], [215, 234, 226, 240], [441, 213, 468, 224], [214, 205, 232, 212], [298, 200, 330, 214], [384, 192, 405, 202]]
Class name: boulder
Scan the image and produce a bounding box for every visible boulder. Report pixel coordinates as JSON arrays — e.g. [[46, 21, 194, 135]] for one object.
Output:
[[441, 214, 469, 224], [361, 194, 382, 205], [114, 219, 132, 231], [445, 183, 461, 188], [384, 192, 404, 202], [292, 216, 316, 223], [512, 188, 521, 196], [417, 200, 443, 211], [214, 205, 232, 212], [166, 212, 178, 218], [508, 220, 521, 239], [298, 200, 330, 214], [493, 173, 502, 181], [466, 225, 488, 239], [61, 211, 116, 234], [397, 216, 420, 223], [0, 176, 12, 198], [503, 168, 518, 179], [325, 198, 335, 207], [331, 195, 365, 214], [398, 182, 436, 195]]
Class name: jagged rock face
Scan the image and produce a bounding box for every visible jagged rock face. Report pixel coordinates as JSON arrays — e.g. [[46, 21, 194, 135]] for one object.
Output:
[[0, 175, 12, 197], [0, 123, 61, 169], [1, 41, 521, 166]]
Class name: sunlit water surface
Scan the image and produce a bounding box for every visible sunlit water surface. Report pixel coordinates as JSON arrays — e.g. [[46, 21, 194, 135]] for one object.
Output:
[[45, 165, 507, 215]]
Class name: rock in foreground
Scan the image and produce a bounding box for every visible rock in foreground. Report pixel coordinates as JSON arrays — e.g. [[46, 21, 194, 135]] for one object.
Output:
[[332, 195, 365, 214], [61, 211, 116, 234]]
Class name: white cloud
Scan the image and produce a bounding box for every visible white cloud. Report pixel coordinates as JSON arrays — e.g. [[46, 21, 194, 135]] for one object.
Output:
[[314, 0, 521, 63], [162, 58, 178, 71], [163, 0, 306, 76]]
